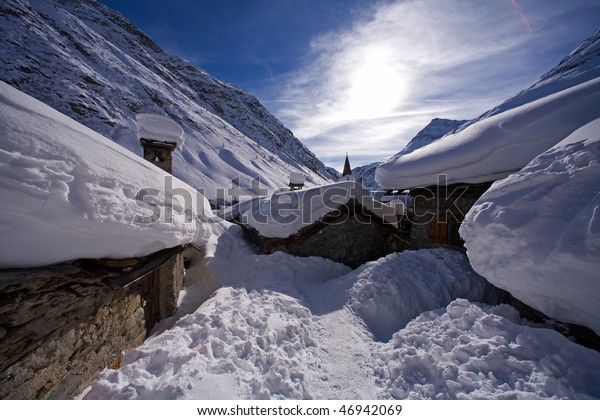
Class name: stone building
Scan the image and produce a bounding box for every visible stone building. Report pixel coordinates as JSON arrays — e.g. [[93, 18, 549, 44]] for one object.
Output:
[[0, 97, 196, 399], [236, 182, 409, 268], [243, 199, 410, 268], [0, 246, 188, 399], [407, 182, 493, 249]]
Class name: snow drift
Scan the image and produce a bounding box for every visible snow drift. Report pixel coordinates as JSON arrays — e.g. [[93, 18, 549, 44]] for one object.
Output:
[[375, 299, 600, 399], [85, 225, 600, 399], [461, 119, 600, 335], [321, 249, 499, 341]]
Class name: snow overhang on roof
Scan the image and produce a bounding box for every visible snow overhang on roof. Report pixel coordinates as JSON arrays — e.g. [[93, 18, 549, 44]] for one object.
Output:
[[375, 77, 600, 190], [136, 113, 185, 147]]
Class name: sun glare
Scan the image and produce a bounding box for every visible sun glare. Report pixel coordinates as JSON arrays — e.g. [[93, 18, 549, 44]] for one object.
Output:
[[342, 46, 407, 120]]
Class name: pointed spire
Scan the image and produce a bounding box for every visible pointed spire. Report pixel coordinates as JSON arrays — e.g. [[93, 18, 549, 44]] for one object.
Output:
[[342, 153, 352, 177]]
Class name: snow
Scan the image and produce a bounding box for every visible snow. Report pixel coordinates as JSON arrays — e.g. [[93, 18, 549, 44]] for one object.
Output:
[[241, 181, 403, 238], [375, 299, 600, 399], [323, 249, 499, 341], [392, 118, 469, 159], [289, 172, 305, 185], [84, 224, 600, 399], [354, 119, 467, 191], [136, 113, 185, 147], [0, 0, 335, 202], [375, 77, 600, 189], [460, 118, 600, 335], [0, 81, 211, 269]]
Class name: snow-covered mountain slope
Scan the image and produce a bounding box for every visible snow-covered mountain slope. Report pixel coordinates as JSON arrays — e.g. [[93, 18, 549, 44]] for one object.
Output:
[[352, 162, 380, 190], [0, 0, 334, 200], [353, 119, 468, 191], [392, 118, 469, 159]]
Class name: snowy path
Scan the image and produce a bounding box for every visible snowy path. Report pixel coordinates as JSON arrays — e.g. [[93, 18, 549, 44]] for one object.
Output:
[[85, 223, 600, 400], [304, 309, 378, 399]]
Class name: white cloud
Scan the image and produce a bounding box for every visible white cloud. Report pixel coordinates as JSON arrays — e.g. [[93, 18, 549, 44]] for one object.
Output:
[[268, 0, 597, 170]]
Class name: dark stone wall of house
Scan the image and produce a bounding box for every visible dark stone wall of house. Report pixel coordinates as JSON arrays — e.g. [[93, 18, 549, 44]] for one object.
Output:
[[408, 183, 492, 248], [0, 252, 184, 399], [251, 200, 410, 269], [272, 216, 407, 268]]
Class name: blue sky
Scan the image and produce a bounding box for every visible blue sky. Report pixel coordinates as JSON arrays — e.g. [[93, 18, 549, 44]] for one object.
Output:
[[100, 0, 600, 171]]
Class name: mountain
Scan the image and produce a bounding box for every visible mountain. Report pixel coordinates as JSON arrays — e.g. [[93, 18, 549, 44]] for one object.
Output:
[[353, 118, 467, 191], [392, 118, 469, 159], [0, 0, 335, 200], [463, 27, 600, 128], [352, 162, 380, 191], [376, 77, 600, 188]]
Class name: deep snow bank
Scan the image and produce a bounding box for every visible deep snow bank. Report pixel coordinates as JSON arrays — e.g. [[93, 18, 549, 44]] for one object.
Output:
[[322, 249, 500, 341], [0, 82, 212, 268], [461, 119, 600, 335], [375, 299, 600, 399]]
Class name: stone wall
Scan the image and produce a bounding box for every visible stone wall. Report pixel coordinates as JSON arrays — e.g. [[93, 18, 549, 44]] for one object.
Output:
[[0, 247, 184, 399], [244, 200, 410, 269], [408, 183, 492, 249]]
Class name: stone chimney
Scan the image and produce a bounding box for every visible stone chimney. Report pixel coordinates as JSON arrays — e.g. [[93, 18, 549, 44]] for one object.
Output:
[[140, 139, 176, 174], [136, 114, 184, 174]]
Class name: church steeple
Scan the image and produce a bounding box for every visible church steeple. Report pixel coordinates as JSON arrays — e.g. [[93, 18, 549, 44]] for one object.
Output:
[[342, 153, 352, 177], [340, 153, 354, 181]]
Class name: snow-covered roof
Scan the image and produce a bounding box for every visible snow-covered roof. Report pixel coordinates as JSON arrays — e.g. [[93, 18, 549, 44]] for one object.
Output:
[[240, 181, 404, 238], [461, 118, 600, 335], [0, 82, 212, 269], [136, 113, 185, 147], [375, 77, 600, 189]]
